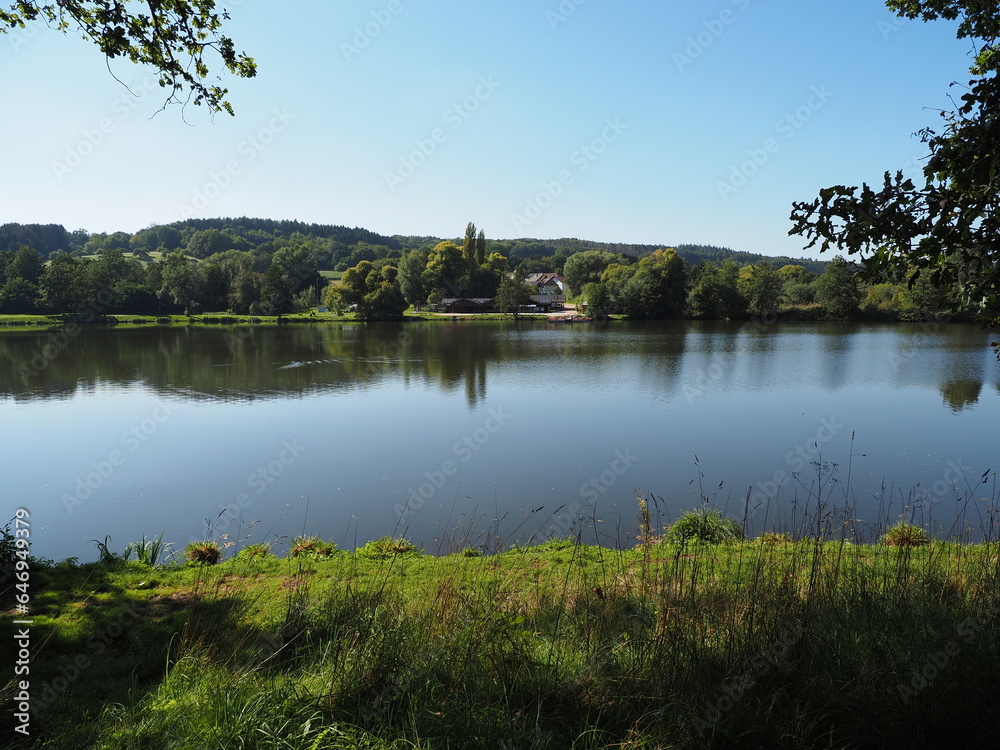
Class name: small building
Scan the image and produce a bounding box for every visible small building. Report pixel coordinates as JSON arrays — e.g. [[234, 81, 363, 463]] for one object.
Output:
[[523, 273, 567, 296], [528, 295, 563, 313], [439, 297, 497, 314]]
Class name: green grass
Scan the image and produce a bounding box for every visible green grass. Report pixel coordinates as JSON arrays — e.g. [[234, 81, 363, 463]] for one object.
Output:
[[5, 528, 1000, 749]]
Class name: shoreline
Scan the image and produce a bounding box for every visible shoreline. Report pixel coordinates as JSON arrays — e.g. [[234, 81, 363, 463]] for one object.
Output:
[[4, 534, 1000, 748]]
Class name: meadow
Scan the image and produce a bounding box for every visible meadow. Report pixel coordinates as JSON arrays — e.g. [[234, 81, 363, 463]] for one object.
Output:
[[4, 504, 1000, 750]]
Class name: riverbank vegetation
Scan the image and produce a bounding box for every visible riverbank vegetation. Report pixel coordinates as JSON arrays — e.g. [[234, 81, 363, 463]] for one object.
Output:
[[4, 504, 1000, 749], [0, 218, 972, 326]]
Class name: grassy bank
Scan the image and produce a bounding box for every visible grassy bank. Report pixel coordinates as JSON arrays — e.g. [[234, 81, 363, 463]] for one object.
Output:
[[0, 311, 557, 331], [4, 527, 1000, 749]]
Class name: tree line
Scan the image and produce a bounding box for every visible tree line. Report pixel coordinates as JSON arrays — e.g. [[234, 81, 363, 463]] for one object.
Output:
[[0, 220, 962, 321], [328, 238, 961, 322]]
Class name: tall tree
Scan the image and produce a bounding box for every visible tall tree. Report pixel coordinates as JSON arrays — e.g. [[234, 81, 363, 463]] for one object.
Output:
[[563, 250, 617, 296], [331, 261, 406, 320], [475, 229, 487, 266], [687, 261, 745, 319], [463, 222, 477, 266], [738, 264, 783, 317], [495, 272, 533, 319], [6, 245, 43, 285], [815, 256, 862, 319], [398, 248, 429, 305], [422, 241, 466, 302], [37, 254, 86, 312], [618, 248, 688, 320], [157, 249, 197, 312], [790, 0, 1000, 329]]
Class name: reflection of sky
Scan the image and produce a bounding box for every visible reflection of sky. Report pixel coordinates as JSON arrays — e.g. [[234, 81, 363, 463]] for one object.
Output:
[[2, 323, 998, 561]]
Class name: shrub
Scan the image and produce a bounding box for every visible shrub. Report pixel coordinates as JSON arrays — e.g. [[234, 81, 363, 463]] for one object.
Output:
[[664, 507, 745, 545], [185, 541, 221, 565], [356, 536, 420, 560], [882, 521, 931, 548], [236, 542, 273, 560], [289, 536, 337, 558]]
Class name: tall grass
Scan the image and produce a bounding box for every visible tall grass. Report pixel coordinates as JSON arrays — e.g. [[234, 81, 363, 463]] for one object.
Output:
[[9, 478, 1000, 749]]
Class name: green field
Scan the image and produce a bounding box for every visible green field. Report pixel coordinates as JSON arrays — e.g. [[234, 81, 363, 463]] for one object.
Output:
[[4, 519, 1000, 749]]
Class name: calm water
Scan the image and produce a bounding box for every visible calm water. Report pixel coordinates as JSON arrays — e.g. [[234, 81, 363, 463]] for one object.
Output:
[[2, 320, 998, 561]]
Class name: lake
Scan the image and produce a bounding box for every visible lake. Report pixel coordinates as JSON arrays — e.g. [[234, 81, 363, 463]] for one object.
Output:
[[2, 319, 998, 561]]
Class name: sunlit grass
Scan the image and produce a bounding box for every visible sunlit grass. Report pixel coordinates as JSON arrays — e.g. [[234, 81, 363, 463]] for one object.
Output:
[[5, 522, 1000, 749]]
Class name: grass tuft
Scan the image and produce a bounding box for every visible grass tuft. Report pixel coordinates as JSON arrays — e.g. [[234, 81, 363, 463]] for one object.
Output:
[[882, 520, 932, 547], [290, 535, 338, 558], [185, 540, 221, 565], [664, 506, 745, 545]]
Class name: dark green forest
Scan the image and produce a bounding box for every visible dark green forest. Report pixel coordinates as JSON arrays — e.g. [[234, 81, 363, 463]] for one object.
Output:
[[0, 218, 957, 322]]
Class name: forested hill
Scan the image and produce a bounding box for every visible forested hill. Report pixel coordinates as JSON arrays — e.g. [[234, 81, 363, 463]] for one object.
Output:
[[496, 238, 826, 275], [0, 220, 826, 274]]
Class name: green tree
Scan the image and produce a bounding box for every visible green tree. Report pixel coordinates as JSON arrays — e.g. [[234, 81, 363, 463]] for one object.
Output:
[[462, 222, 478, 267], [815, 256, 862, 319], [790, 0, 1000, 328], [563, 250, 617, 297], [422, 241, 466, 302], [0, 1, 256, 114], [132, 225, 181, 253], [6, 245, 43, 285], [582, 282, 611, 317], [495, 272, 533, 318], [0, 277, 37, 313], [687, 261, 745, 319], [398, 248, 429, 305], [601, 263, 638, 308], [228, 268, 262, 314], [157, 249, 197, 312], [738, 263, 782, 317], [861, 283, 908, 320], [486, 252, 510, 276], [272, 242, 320, 299], [778, 264, 818, 305], [618, 248, 688, 320], [331, 261, 406, 320], [7, 245, 44, 284], [259, 262, 293, 315], [475, 229, 487, 266], [37, 254, 86, 312]]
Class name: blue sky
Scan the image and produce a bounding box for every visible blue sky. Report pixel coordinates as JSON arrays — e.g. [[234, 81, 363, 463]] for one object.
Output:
[[0, 0, 974, 259]]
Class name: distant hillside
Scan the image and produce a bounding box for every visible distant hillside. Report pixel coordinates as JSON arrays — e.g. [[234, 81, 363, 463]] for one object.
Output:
[[164, 217, 404, 250], [1, 220, 827, 274]]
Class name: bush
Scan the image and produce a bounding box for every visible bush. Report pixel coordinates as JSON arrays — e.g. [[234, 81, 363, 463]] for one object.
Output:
[[356, 536, 420, 560], [185, 541, 221, 565], [665, 507, 745, 545], [236, 542, 273, 560], [289, 536, 337, 558], [882, 521, 931, 547]]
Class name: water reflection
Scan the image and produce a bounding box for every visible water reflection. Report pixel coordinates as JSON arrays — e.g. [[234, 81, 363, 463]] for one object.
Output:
[[1, 322, 690, 408], [1, 321, 995, 408], [940, 380, 982, 412]]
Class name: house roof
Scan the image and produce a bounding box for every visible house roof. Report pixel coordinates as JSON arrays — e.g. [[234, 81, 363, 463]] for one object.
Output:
[[524, 273, 565, 286], [439, 298, 496, 305]]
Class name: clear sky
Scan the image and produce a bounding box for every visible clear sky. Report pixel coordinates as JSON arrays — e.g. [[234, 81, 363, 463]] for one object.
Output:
[[0, 0, 974, 259]]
